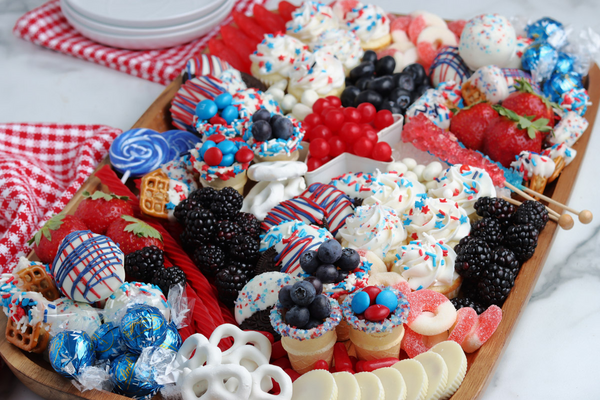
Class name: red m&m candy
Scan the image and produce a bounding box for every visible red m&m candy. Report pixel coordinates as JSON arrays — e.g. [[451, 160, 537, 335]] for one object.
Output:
[[235, 147, 254, 163], [203, 147, 223, 166], [364, 304, 390, 321]]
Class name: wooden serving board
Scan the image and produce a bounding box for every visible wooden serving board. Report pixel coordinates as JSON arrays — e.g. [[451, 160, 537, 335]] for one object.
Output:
[[1, 63, 598, 400]]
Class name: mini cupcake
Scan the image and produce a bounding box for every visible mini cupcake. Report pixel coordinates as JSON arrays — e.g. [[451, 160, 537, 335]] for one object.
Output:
[[344, 4, 392, 51], [286, 1, 339, 45], [250, 34, 310, 87], [288, 49, 346, 101], [310, 28, 364, 75], [247, 113, 305, 162], [232, 88, 282, 119]]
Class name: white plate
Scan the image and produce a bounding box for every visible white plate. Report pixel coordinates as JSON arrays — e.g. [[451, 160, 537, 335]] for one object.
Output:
[[61, 0, 230, 38], [62, 0, 234, 50], [64, 0, 226, 29]]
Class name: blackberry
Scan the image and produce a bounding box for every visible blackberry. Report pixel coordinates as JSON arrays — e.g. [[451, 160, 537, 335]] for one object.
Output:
[[211, 187, 243, 220], [476, 263, 516, 306], [470, 218, 505, 249], [216, 264, 251, 306], [228, 260, 257, 276], [454, 237, 491, 279], [213, 220, 242, 246], [453, 236, 473, 256], [229, 235, 260, 262], [235, 212, 261, 238], [504, 224, 539, 262], [513, 200, 549, 232], [492, 247, 520, 273], [152, 265, 187, 297], [450, 297, 486, 315], [474, 197, 515, 226], [181, 208, 217, 250], [460, 278, 480, 299], [193, 187, 219, 209], [124, 246, 164, 283], [173, 197, 200, 226], [193, 244, 226, 276]]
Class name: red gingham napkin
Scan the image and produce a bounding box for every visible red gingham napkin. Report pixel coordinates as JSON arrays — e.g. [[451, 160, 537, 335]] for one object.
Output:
[[0, 123, 120, 273], [13, 0, 265, 86]]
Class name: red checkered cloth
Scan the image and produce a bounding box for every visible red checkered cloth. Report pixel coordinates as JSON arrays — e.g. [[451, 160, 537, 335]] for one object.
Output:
[[13, 0, 264, 86], [0, 123, 120, 273]]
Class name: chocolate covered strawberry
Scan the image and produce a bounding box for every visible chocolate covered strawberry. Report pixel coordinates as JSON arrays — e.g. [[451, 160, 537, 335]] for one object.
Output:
[[450, 102, 498, 152], [106, 215, 163, 255], [502, 79, 557, 129], [28, 214, 88, 263], [74, 191, 134, 235], [483, 106, 552, 167]]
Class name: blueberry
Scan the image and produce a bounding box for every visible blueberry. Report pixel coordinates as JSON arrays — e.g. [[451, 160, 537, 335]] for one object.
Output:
[[252, 120, 272, 142], [355, 90, 383, 109], [334, 270, 349, 283], [278, 285, 295, 309], [341, 86, 361, 107], [349, 61, 375, 81], [362, 50, 378, 64], [379, 100, 396, 113], [285, 305, 310, 328], [355, 76, 374, 91], [252, 108, 271, 123], [318, 239, 343, 264], [403, 63, 427, 86], [414, 83, 432, 98], [393, 73, 415, 92], [315, 264, 339, 284], [389, 88, 412, 103], [270, 114, 284, 125], [300, 250, 320, 275], [345, 77, 355, 87], [304, 276, 323, 295], [303, 318, 322, 329], [376, 55, 396, 76], [336, 248, 360, 271], [308, 294, 332, 320], [290, 281, 316, 306], [272, 117, 293, 140], [367, 76, 395, 97]]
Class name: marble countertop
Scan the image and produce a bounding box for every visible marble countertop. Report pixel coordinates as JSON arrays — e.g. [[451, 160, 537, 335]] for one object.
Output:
[[1, 0, 599, 399]]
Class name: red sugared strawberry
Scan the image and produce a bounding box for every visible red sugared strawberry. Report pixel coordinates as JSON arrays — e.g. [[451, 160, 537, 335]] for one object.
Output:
[[450, 102, 499, 152], [28, 214, 88, 263], [74, 191, 134, 235], [105, 215, 163, 255], [278, 1, 297, 22], [502, 79, 556, 129], [483, 106, 552, 167]]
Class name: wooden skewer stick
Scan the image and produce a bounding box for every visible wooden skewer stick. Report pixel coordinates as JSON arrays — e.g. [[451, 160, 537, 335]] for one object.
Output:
[[503, 183, 560, 218], [505, 182, 594, 224], [501, 196, 573, 229]]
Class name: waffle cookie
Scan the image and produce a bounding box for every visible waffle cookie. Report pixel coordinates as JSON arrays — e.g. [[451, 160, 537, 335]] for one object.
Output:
[[5, 318, 50, 354], [15, 262, 60, 301], [140, 169, 170, 219]]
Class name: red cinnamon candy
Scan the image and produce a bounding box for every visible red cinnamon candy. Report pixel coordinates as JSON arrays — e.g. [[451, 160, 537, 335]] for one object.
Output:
[[358, 357, 400, 372], [333, 342, 354, 373], [314, 360, 329, 370], [271, 341, 287, 361]]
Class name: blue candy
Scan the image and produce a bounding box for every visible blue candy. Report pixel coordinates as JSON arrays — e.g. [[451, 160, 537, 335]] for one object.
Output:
[[554, 52, 575, 75], [92, 322, 127, 361], [522, 41, 558, 81], [159, 322, 182, 353], [219, 153, 235, 167], [120, 305, 167, 354], [196, 99, 218, 120], [221, 105, 239, 124], [214, 93, 233, 109], [526, 17, 565, 43], [217, 140, 238, 155], [49, 331, 96, 379], [543, 71, 583, 103], [351, 291, 371, 315], [110, 353, 161, 398], [199, 140, 216, 159], [376, 290, 398, 313]]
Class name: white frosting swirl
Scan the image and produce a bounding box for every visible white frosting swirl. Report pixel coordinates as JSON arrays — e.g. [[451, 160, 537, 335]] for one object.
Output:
[[541, 143, 577, 166], [428, 165, 496, 216], [402, 197, 470, 246], [344, 4, 391, 44], [362, 172, 427, 215], [250, 34, 309, 78], [510, 151, 556, 180], [390, 234, 458, 291], [286, 1, 339, 44], [311, 28, 364, 71], [288, 49, 346, 96], [339, 204, 406, 261]]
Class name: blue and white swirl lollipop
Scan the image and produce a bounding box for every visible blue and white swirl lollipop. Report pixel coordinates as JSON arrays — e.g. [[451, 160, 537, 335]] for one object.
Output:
[[163, 130, 200, 156], [110, 128, 172, 180]]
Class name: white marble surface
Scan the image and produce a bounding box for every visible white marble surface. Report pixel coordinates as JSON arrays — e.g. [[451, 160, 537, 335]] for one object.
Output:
[[1, 0, 599, 399]]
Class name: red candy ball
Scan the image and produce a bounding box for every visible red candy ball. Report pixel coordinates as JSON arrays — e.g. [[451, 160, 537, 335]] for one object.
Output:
[[306, 157, 324, 171], [326, 96, 342, 108], [340, 122, 361, 144], [235, 147, 254, 163], [364, 304, 390, 322], [311, 125, 333, 141], [206, 134, 226, 143], [372, 142, 392, 161], [204, 147, 223, 166], [313, 98, 331, 115], [374, 110, 394, 130], [314, 360, 329, 370], [328, 137, 346, 158], [357, 103, 376, 124], [354, 137, 375, 158], [362, 286, 381, 304], [304, 113, 323, 128], [343, 107, 362, 124], [363, 128, 379, 143], [209, 115, 227, 125], [324, 109, 345, 133], [309, 138, 330, 159]]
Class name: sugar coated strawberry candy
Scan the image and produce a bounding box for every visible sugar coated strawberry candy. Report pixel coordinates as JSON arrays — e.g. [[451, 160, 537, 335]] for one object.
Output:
[[416, 41, 438, 67], [462, 305, 502, 353], [391, 16, 412, 33], [208, 38, 250, 74], [401, 325, 432, 358], [278, 1, 297, 22], [232, 11, 268, 43], [253, 4, 286, 34], [447, 20, 467, 41], [408, 15, 427, 44], [447, 307, 478, 345], [407, 289, 457, 336]]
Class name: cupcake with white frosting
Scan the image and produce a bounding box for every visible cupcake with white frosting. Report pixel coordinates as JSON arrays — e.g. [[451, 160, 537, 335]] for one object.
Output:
[[310, 28, 364, 75], [250, 34, 310, 87], [288, 49, 346, 100], [286, 1, 339, 45], [344, 3, 391, 51]]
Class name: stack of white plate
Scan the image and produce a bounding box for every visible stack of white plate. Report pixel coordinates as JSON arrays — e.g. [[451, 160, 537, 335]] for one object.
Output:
[[60, 0, 234, 50]]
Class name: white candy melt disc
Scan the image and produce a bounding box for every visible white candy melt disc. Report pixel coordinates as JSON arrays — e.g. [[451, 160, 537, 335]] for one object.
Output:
[[429, 341, 468, 399], [291, 370, 338, 400], [414, 352, 449, 400], [392, 359, 428, 400], [354, 372, 385, 400], [372, 367, 407, 400], [332, 371, 361, 400]]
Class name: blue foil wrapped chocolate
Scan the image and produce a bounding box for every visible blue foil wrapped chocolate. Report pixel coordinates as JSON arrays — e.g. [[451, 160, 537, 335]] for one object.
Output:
[[120, 304, 168, 354], [543, 72, 584, 103], [554, 52, 575, 75], [49, 331, 95, 379], [526, 17, 565, 44], [522, 41, 559, 81], [91, 322, 127, 361], [110, 353, 161, 399], [158, 322, 182, 353]]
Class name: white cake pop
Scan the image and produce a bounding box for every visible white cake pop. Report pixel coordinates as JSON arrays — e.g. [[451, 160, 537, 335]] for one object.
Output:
[[458, 14, 516, 70]]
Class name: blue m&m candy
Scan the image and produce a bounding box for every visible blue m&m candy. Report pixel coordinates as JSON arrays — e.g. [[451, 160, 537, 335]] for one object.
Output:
[[375, 290, 398, 313], [221, 105, 239, 125], [214, 93, 233, 109], [217, 140, 237, 155], [196, 100, 218, 120], [219, 153, 235, 167], [351, 291, 371, 315]]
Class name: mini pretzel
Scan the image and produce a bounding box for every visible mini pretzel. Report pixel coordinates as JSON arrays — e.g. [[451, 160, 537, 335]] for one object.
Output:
[[176, 333, 222, 385], [250, 364, 293, 400], [223, 345, 272, 393], [180, 363, 252, 400], [140, 169, 170, 219], [209, 324, 272, 361]]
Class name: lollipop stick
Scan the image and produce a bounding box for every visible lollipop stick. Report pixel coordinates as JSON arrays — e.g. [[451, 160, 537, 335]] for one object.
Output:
[[504, 182, 560, 218], [502, 196, 562, 224], [120, 170, 131, 185]]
